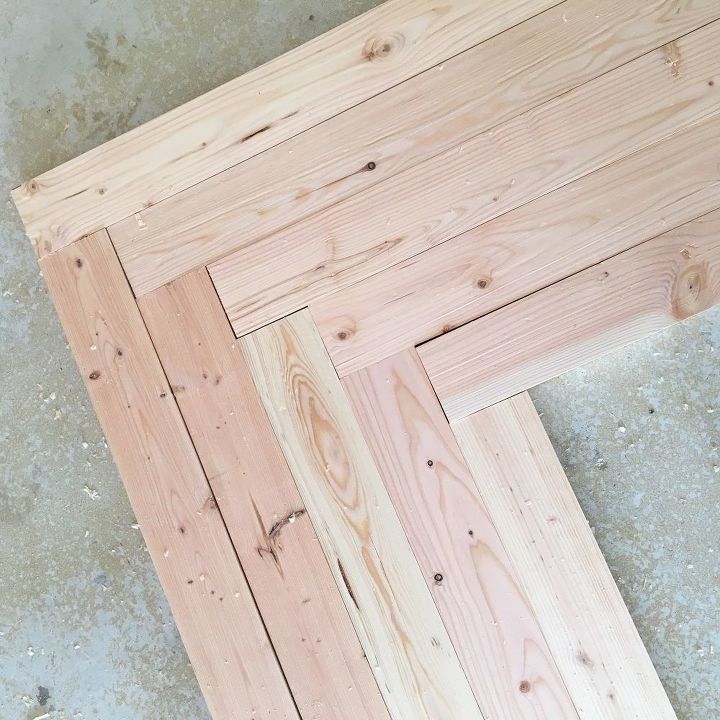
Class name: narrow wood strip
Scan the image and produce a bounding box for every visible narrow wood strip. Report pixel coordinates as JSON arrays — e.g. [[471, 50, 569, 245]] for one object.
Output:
[[313, 116, 720, 375], [39, 232, 299, 720], [210, 21, 720, 336], [452, 393, 678, 719], [109, 0, 720, 296], [242, 310, 483, 720], [13, 0, 559, 257], [342, 350, 579, 719], [421, 209, 720, 420], [137, 269, 388, 720]]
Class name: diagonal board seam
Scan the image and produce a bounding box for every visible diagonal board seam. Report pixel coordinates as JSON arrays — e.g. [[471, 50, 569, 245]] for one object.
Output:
[[419, 207, 720, 419], [311, 115, 720, 374]]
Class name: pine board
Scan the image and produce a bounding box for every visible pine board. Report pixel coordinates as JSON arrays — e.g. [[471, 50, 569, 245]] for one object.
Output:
[[452, 393, 678, 719], [312, 116, 720, 375], [39, 232, 299, 720], [242, 311, 483, 720], [12, 0, 558, 257], [420, 209, 720, 419], [137, 269, 388, 720], [210, 21, 720, 336], [108, 0, 720, 296], [343, 350, 578, 719]]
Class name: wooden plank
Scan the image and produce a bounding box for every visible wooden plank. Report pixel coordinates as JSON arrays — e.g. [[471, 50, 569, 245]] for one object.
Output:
[[108, 0, 720, 296], [452, 393, 678, 719], [12, 0, 559, 257], [38, 232, 299, 720], [342, 349, 579, 720], [137, 269, 389, 720], [314, 116, 720, 375], [209, 21, 720, 336], [242, 310, 484, 720], [421, 209, 720, 419]]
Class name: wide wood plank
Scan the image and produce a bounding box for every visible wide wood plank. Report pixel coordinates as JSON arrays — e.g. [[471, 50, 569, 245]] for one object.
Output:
[[210, 21, 720, 336], [242, 310, 483, 720], [452, 393, 678, 719], [343, 350, 579, 720], [13, 0, 559, 257], [315, 116, 720, 375], [421, 209, 720, 419], [39, 232, 299, 720], [109, 0, 720, 295], [137, 269, 388, 720]]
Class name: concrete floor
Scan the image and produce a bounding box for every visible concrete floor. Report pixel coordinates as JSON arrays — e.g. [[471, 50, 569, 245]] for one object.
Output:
[[0, 1, 717, 718]]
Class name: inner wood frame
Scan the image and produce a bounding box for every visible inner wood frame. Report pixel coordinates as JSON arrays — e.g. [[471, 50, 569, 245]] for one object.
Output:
[[13, 2, 720, 719]]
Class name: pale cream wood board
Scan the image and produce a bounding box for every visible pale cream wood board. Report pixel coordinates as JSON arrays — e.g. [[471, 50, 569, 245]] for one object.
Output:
[[452, 393, 678, 720], [314, 116, 720, 375], [137, 269, 389, 720], [242, 310, 483, 720], [108, 0, 720, 296], [342, 349, 579, 720], [12, 0, 560, 257], [38, 232, 299, 720], [210, 22, 720, 336], [421, 209, 720, 420]]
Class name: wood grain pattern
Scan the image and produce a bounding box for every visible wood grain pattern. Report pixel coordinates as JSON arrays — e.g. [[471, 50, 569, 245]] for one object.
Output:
[[242, 310, 483, 720], [13, 0, 559, 257], [210, 21, 720, 336], [137, 269, 388, 720], [421, 209, 720, 419], [452, 393, 678, 719], [313, 116, 720, 375], [343, 349, 579, 720], [39, 232, 299, 720], [108, 0, 720, 296]]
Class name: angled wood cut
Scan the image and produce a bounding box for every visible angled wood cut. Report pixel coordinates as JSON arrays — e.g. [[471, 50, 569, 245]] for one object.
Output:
[[14, 0, 718, 717]]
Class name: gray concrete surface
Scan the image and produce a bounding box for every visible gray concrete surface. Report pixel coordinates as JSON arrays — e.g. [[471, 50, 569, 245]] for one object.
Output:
[[0, 1, 717, 718]]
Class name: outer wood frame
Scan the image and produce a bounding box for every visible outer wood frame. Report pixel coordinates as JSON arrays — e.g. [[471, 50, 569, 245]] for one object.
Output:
[[12, 0, 559, 256], [39, 232, 300, 720]]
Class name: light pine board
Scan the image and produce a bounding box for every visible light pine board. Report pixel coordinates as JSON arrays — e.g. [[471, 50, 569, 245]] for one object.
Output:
[[313, 116, 720, 375], [343, 349, 579, 720], [452, 393, 678, 720], [12, 0, 559, 257], [420, 209, 720, 419], [210, 21, 720, 336], [108, 0, 720, 296], [138, 269, 388, 720], [242, 310, 484, 720], [39, 232, 299, 720]]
